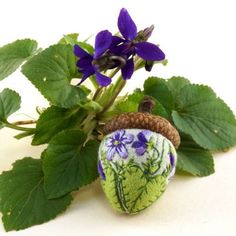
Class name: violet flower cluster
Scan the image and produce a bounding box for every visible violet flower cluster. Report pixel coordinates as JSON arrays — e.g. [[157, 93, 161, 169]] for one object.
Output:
[[74, 8, 165, 87], [104, 129, 176, 174]]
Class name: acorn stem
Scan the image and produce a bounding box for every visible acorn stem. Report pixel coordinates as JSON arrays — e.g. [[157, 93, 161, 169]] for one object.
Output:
[[138, 96, 156, 113]]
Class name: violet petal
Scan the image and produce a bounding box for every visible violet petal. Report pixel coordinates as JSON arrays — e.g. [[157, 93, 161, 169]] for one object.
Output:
[[123, 133, 134, 144], [135, 146, 147, 156], [106, 137, 114, 147], [95, 71, 111, 87], [107, 147, 116, 160], [76, 56, 93, 69], [141, 130, 152, 140], [132, 141, 142, 148], [121, 58, 134, 80], [135, 42, 165, 61], [98, 161, 106, 180], [94, 30, 112, 59], [170, 152, 175, 167], [74, 44, 91, 58], [110, 36, 125, 48], [110, 43, 129, 56], [77, 68, 95, 85], [114, 130, 125, 140], [116, 144, 128, 159], [138, 132, 148, 143], [118, 8, 137, 41]]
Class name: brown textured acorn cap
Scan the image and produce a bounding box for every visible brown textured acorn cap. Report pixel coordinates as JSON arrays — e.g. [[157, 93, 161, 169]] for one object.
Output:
[[103, 112, 180, 149]]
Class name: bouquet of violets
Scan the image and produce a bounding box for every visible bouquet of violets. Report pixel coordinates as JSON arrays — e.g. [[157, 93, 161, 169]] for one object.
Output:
[[0, 8, 236, 232]]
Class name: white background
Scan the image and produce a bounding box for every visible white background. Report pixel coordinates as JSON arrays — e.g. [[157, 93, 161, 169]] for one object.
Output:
[[0, 0, 236, 235]]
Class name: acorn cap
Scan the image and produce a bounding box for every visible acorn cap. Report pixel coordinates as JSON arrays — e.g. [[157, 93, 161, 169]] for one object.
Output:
[[103, 112, 180, 149]]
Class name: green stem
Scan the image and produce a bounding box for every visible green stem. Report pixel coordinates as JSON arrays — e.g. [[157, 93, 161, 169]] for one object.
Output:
[[12, 120, 36, 125], [92, 67, 121, 102], [89, 76, 99, 89], [5, 122, 35, 132], [96, 57, 144, 116], [98, 76, 126, 115], [108, 67, 120, 79], [92, 87, 103, 100], [84, 57, 147, 136]]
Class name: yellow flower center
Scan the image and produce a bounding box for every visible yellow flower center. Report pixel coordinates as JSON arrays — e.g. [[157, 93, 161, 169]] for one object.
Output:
[[113, 140, 120, 146]]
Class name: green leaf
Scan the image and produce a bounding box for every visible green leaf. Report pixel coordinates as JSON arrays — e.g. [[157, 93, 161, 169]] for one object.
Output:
[[143, 76, 190, 118], [43, 130, 99, 199], [177, 134, 215, 176], [79, 100, 103, 112], [22, 44, 86, 108], [151, 98, 169, 119], [115, 89, 144, 113], [79, 85, 91, 96], [58, 33, 79, 45], [32, 106, 87, 145], [58, 33, 94, 54], [0, 39, 38, 81], [108, 88, 169, 119], [99, 89, 144, 121], [0, 157, 72, 231], [172, 84, 236, 150], [166, 76, 190, 99], [76, 41, 94, 55], [0, 89, 21, 128], [14, 129, 35, 140], [144, 77, 174, 117]]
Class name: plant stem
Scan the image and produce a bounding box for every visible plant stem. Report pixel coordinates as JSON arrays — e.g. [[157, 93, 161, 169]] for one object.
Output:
[[5, 122, 35, 132], [86, 57, 147, 136], [92, 87, 103, 100], [99, 76, 126, 115], [89, 76, 99, 89], [92, 67, 121, 102], [96, 58, 144, 116], [12, 120, 36, 125], [108, 67, 120, 80]]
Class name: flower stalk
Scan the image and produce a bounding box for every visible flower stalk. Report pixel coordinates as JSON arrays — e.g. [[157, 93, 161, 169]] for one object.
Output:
[[5, 122, 35, 132]]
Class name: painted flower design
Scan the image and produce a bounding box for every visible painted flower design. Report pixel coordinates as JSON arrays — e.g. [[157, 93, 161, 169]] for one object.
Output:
[[106, 130, 134, 160], [168, 151, 176, 179], [74, 30, 113, 86], [169, 152, 175, 168], [132, 130, 152, 156], [111, 8, 165, 80], [98, 160, 106, 180]]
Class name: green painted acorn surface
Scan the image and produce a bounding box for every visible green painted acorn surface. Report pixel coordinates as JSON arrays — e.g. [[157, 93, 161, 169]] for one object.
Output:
[[98, 129, 177, 214]]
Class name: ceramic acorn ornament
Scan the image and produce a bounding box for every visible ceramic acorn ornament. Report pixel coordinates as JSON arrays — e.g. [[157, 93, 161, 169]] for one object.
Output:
[[98, 97, 180, 214]]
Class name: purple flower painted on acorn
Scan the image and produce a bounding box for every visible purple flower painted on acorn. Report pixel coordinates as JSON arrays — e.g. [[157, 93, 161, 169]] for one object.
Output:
[[98, 160, 106, 180], [132, 130, 152, 156], [169, 152, 175, 168], [112, 8, 165, 80], [168, 151, 176, 179], [106, 130, 134, 160], [74, 30, 113, 86]]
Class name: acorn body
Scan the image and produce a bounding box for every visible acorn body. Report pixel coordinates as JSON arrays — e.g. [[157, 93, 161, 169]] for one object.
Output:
[[98, 128, 177, 214]]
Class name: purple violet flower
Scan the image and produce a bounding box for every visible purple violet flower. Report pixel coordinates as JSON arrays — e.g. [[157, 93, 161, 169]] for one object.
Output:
[[74, 30, 113, 87], [106, 130, 134, 160], [98, 160, 106, 180], [132, 130, 152, 156], [112, 8, 166, 80]]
